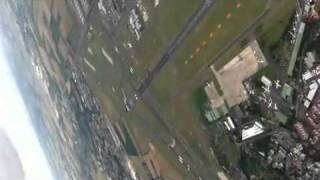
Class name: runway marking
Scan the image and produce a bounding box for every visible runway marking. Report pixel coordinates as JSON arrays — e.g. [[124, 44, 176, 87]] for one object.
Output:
[[226, 13, 232, 19], [209, 32, 214, 38], [101, 48, 114, 65], [84, 58, 96, 72], [236, 2, 241, 9], [201, 41, 208, 47], [187, 1, 243, 64], [88, 47, 94, 55]]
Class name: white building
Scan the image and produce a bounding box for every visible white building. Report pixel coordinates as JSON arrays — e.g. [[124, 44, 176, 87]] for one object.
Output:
[[304, 81, 319, 109], [304, 52, 316, 68], [302, 70, 313, 81], [261, 76, 272, 87], [241, 121, 264, 141], [129, 9, 143, 40], [306, 82, 319, 101], [223, 117, 236, 131], [304, 99, 311, 108]]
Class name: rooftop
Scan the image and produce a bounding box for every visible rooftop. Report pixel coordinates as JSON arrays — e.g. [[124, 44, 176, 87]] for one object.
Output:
[[288, 22, 306, 76], [281, 83, 294, 101], [241, 121, 264, 141]]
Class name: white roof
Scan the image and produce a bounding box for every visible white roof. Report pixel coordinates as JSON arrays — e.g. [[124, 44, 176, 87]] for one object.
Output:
[[306, 83, 319, 101], [307, 88, 318, 101], [310, 82, 319, 90], [242, 122, 264, 140], [261, 76, 272, 87], [224, 121, 231, 131], [304, 99, 311, 108], [302, 71, 313, 81], [227, 117, 235, 129]]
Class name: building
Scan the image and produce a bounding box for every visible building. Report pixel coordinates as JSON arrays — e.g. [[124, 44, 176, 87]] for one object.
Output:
[[288, 22, 306, 76], [305, 82, 319, 108], [204, 104, 228, 123], [241, 121, 264, 141], [304, 52, 317, 68], [294, 122, 309, 140], [261, 75, 272, 87], [204, 81, 228, 123], [307, 83, 318, 101], [129, 8, 144, 40], [281, 83, 294, 102], [223, 117, 236, 131], [303, 70, 313, 81], [205, 108, 221, 123]]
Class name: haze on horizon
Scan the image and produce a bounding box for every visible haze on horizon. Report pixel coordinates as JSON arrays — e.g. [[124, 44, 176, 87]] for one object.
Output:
[[0, 53, 55, 180]]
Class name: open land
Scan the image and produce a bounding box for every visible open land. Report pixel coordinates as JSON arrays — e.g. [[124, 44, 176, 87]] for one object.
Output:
[[5, 0, 300, 179], [77, 0, 297, 179]]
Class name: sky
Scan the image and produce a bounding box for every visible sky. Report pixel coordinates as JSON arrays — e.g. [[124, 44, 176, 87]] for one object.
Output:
[[0, 49, 55, 180]]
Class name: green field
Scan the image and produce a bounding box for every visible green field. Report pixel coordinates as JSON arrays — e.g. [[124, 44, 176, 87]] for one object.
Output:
[[257, 0, 296, 58], [85, 32, 195, 179], [82, 0, 296, 178], [129, 0, 202, 78], [144, 0, 294, 173], [151, 0, 268, 105], [214, 0, 295, 71]]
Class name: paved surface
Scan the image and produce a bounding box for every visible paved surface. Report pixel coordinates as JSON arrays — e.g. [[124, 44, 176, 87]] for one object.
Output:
[[73, 1, 98, 68], [136, 0, 215, 97], [143, 90, 220, 180], [173, 8, 271, 99], [68, 2, 137, 179]]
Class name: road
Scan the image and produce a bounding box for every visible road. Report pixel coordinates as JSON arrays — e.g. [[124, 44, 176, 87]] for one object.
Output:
[[136, 0, 215, 97], [132, 3, 271, 179], [73, 1, 98, 67], [67, 1, 139, 179], [136, 7, 272, 179], [78, 1, 218, 178]]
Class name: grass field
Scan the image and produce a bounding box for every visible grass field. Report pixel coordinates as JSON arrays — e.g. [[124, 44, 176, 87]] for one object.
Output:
[[85, 29, 193, 179], [257, 0, 296, 58], [211, 0, 295, 71], [30, 0, 197, 178], [152, 0, 267, 166], [75, 0, 295, 178], [90, 86, 193, 179], [143, 0, 294, 173], [152, 0, 268, 105], [129, 0, 202, 78]]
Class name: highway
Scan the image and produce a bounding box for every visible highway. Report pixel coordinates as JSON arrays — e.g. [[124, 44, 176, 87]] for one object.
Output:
[[136, 0, 215, 97]]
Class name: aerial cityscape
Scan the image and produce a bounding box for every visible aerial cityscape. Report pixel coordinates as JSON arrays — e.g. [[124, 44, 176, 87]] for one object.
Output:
[[1, 0, 320, 179]]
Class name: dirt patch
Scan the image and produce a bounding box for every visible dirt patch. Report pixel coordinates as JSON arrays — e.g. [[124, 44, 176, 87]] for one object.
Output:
[[212, 40, 267, 106]]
